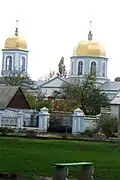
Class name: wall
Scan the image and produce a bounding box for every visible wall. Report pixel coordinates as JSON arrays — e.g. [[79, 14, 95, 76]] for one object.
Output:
[[84, 117, 98, 130], [111, 105, 119, 117], [40, 77, 67, 97]]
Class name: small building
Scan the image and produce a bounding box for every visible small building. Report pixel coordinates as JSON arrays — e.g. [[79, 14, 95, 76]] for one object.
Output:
[[0, 86, 31, 110]]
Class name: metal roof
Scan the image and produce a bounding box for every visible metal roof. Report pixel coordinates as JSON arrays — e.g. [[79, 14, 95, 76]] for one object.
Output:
[[0, 86, 19, 109], [101, 82, 120, 91]]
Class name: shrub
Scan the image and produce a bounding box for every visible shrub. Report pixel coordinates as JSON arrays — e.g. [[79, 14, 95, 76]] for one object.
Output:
[[25, 129, 37, 137], [81, 129, 94, 137], [0, 127, 8, 135]]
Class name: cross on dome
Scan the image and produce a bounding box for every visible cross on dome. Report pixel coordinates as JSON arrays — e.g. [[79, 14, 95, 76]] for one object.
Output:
[[88, 20, 93, 41]]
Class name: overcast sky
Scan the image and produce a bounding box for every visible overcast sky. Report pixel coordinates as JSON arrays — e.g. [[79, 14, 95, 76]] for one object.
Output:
[[0, 0, 120, 80]]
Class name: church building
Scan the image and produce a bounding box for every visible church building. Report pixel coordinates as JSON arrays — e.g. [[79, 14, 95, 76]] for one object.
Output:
[[1, 20, 120, 103], [1, 20, 28, 76], [38, 21, 120, 101]]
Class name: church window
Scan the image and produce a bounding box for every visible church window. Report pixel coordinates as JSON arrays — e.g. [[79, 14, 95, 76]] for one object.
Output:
[[71, 61, 74, 75], [78, 61, 83, 75], [90, 61, 96, 75], [20, 56, 25, 72], [6, 56, 12, 71], [102, 62, 105, 77]]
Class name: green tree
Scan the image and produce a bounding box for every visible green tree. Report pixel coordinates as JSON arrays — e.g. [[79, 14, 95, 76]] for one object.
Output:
[[26, 93, 38, 109], [58, 57, 67, 77], [0, 74, 35, 90], [60, 74, 109, 115], [26, 93, 52, 111], [37, 100, 52, 111], [115, 77, 120, 82], [97, 114, 118, 137]]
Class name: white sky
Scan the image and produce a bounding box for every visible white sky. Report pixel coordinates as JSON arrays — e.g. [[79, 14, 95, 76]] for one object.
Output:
[[0, 0, 120, 80]]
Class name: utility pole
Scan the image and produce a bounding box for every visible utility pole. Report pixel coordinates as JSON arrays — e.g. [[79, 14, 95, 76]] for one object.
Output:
[[118, 105, 120, 142]]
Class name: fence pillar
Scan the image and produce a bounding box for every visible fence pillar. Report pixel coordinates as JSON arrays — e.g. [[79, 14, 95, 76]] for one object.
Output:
[[72, 108, 85, 134], [17, 111, 24, 128], [39, 107, 50, 132], [0, 111, 3, 127]]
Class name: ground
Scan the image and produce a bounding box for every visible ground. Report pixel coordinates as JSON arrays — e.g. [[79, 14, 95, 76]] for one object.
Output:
[[0, 137, 120, 180]]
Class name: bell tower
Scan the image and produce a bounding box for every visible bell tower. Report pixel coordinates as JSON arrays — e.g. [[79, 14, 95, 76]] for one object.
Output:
[[1, 20, 29, 76]]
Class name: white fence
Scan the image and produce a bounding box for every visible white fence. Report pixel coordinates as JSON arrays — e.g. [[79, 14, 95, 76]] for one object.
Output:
[[0, 108, 99, 132], [0, 109, 33, 128], [84, 117, 99, 130]]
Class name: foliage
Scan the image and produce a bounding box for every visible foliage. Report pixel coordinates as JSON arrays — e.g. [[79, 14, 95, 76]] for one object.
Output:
[[0, 74, 35, 90], [97, 114, 118, 137], [80, 129, 95, 137], [37, 91, 46, 100], [0, 127, 15, 135], [52, 99, 80, 112], [59, 74, 109, 115], [25, 129, 37, 137], [37, 100, 52, 110], [26, 93, 52, 111], [52, 90, 64, 99], [41, 70, 56, 81], [58, 57, 67, 77], [0, 138, 120, 180], [26, 93, 38, 109], [115, 77, 120, 82]]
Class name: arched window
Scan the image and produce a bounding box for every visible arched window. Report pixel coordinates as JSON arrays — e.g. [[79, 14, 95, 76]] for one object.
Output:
[[78, 61, 83, 75], [102, 62, 105, 77], [20, 57, 25, 72], [6, 56, 12, 71], [90, 61, 96, 75], [71, 61, 74, 75]]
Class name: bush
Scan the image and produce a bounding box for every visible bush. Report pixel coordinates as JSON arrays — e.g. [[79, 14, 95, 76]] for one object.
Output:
[[0, 127, 15, 135], [25, 129, 38, 137], [81, 129, 94, 137], [0, 127, 8, 135]]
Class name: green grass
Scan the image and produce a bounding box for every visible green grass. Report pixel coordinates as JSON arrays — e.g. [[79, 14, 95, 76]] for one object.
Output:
[[0, 137, 120, 180]]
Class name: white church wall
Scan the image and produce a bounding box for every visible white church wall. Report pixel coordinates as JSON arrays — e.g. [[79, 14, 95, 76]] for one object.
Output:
[[41, 87, 61, 97], [15, 52, 20, 70], [111, 105, 119, 117]]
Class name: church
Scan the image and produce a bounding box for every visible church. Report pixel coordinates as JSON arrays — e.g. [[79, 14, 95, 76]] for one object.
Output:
[[1, 20, 28, 77], [39, 22, 120, 102], [1, 20, 120, 104]]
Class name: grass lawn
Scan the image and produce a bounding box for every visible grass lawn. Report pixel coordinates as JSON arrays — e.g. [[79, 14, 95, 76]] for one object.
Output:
[[0, 137, 120, 180]]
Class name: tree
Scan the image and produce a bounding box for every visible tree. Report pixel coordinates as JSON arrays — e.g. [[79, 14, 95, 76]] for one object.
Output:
[[26, 93, 38, 109], [58, 57, 67, 77], [97, 114, 118, 137], [26, 93, 52, 111], [60, 74, 109, 115], [37, 91, 46, 100], [52, 99, 80, 112], [44, 70, 56, 81], [115, 77, 120, 82], [0, 74, 35, 90]]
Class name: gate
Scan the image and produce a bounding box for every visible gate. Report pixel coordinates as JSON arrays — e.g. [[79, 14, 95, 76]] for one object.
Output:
[[48, 111, 72, 133]]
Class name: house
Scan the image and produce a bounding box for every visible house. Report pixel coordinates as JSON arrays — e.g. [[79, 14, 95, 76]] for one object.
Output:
[[0, 86, 31, 110]]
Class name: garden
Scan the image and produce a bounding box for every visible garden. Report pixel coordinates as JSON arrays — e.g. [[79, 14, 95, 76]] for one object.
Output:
[[0, 137, 120, 180]]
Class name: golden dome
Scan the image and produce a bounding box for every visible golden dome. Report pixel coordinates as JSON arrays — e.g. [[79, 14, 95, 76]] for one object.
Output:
[[74, 40, 106, 58], [4, 35, 27, 50]]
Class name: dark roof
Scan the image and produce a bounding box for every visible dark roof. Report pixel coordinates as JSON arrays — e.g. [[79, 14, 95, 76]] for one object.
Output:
[[101, 81, 120, 91], [0, 86, 23, 109]]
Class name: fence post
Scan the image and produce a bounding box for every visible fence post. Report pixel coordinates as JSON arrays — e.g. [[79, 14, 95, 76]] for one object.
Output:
[[0, 111, 3, 127], [72, 108, 85, 134], [39, 107, 50, 132], [17, 111, 24, 128]]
